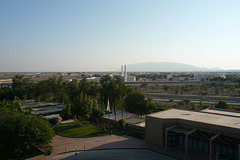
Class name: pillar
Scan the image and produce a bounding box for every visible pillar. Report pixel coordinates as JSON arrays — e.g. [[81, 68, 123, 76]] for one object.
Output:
[[209, 133, 220, 160], [238, 144, 240, 160], [186, 134, 189, 160], [185, 129, 197, 160], [165, 125, 176, 152]]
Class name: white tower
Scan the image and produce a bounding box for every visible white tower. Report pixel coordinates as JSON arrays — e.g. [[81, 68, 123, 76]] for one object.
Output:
[[124, 64, 127, 82], [121, 65, 124, 76]]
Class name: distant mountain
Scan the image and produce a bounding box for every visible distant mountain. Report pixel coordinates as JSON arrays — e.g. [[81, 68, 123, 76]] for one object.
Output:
[[224, 69, 240, 72], [127, 62, 223, 72]]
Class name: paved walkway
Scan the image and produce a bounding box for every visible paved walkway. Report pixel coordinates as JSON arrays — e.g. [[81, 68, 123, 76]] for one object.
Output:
[[51, 135, 159, 155], [29, 134, 209, 160], [52, 149, 177, 160]]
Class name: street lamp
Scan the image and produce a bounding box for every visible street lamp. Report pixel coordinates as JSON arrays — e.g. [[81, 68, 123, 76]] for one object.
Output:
[[75, 146, 78, 155]]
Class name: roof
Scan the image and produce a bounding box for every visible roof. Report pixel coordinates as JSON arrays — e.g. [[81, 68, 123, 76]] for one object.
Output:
[[125, 118, 144, 124], [36, 108, 63, 115], [103, 111, 135, 119], [201, 108, 240, 118], [147, 109, 240, 130], [23, 102, 60, 108], [33, 104, 65, 111], [43, 114, 60, 120], [23, 102, 66, 115]]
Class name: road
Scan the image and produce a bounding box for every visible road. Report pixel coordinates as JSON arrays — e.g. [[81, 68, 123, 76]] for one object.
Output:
[[147, 93, 240, 107]]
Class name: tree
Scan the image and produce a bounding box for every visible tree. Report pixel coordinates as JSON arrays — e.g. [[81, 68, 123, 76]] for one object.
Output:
[[152, 74, 157, 81], [0, 87, 14, 100], [125, 92, 155, 116], [66, 79, 79, 102], [200, 78, 205, 82], [12, 75, 35, 100], [91, 108, 104, 123], [34, 76, 68, 102], [88, 81, 101, 98], [60, 104, 72, 120], [71, 92, 91, 122], [0, 97, 25, 113], [100, 75, 114, 109], [100, 75, 127, 111], [0, 106, 54, 159], [199, 99, 204, 107], [118, 119, 126, 131], [112, 77, 127, 110], [215, 100, 229, 109], [79, 78, 90, 95]]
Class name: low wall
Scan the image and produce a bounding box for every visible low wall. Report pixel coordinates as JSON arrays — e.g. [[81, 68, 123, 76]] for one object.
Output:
[[126, 123, 145, 133], [102, 118, 145, 134]]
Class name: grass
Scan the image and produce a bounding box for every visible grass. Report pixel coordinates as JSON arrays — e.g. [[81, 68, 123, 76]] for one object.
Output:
[[54, 121, 110, 138], [141, 117, 146, 120]]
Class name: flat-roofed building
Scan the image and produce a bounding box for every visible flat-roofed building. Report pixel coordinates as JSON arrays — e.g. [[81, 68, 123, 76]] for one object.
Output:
[[145, 109, 240, 160], [127, 76, 136, 82], [202, 108, 240, 118], [23, 102, 66, 124]]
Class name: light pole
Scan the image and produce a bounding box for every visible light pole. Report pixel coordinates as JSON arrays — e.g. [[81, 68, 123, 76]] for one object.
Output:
[[114, 98, 116, 130], [57, 123, 59, 135], [75, 146, 78, 155]]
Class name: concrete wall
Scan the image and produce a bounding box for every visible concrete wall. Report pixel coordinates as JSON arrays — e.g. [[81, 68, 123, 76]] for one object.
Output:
[[126, 123, 145, 133], [179, 119, 240, 139], [145, 116, 240, 146], [145, 115, 181, 146], [145, 110, 240, 160], [102, 118, 145, 134], [145, 116, 164, 146]]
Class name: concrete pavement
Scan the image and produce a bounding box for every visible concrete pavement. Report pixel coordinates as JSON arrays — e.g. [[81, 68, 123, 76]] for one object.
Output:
[[29, 134, 209, 160]]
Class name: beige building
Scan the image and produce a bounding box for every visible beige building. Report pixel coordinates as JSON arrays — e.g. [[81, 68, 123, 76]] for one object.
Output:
[[145, 109, 240, 160]]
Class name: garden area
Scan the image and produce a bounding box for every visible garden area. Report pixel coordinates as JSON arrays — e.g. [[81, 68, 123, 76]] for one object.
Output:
[[54, 120, 145, 140], [54, 121, 110, 138]]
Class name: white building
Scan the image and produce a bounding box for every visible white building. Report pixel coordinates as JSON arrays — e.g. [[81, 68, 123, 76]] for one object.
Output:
[[127, 76, 136, 82]]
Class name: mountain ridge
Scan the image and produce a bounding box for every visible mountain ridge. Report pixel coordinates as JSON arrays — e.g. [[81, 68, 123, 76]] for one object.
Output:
[[126, 62, 223, 72]]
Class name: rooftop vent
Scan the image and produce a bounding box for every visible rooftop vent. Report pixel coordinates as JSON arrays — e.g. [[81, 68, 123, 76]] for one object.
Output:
[[181, 113, 191, 116]]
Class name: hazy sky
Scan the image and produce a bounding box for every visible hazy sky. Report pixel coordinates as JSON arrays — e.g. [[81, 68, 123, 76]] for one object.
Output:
[[1, 0, 240, 72]]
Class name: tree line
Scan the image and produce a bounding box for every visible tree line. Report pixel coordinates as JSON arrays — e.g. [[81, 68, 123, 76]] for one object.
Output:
[[0, 75, 159, 159], [0, 75, 157, 117], [0, 75, 125, 105], [140, 82, 240, 96]]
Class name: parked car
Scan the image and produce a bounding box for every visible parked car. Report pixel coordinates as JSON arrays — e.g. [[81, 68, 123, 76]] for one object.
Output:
[[215, 153, 229, 160]]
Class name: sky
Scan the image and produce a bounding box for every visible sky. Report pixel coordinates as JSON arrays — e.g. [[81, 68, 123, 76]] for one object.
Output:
[[0, 0, 240, 72]]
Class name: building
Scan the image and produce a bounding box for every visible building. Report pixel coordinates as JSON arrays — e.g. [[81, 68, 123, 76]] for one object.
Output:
[[145, 109, 240, 160], [23, 102, 66, 124], [120, 64, 136, 82], [103, 111, 139, 121], [127, 76, 136, 82], [121, 64, 128, 82]]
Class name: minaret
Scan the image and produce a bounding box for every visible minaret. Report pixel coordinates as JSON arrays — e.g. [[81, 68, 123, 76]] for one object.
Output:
[[121, 65, 124, 76], [124, 65, 127, 82]]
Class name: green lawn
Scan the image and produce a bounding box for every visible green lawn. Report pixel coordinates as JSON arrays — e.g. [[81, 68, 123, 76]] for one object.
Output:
[[141, 117, 146, 120], [54, 121, 110, 138]]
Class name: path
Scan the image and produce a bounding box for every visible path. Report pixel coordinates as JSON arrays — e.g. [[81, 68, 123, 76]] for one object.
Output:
[[29, 134, 209, 160]]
